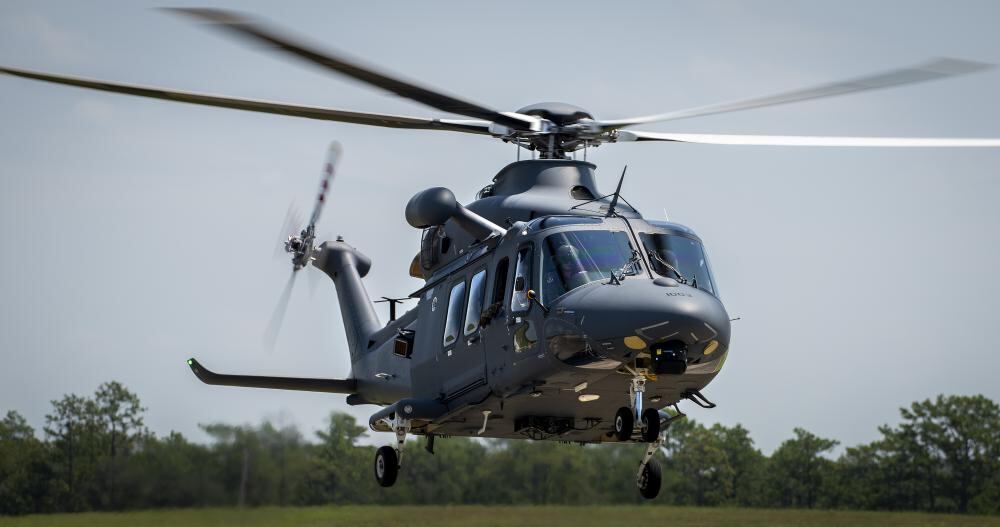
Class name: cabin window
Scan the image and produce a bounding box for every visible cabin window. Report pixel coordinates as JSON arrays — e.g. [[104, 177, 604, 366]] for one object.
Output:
[[442, 280, 466, 347], [463, 269, 487, 336], [510, 246, 533, 313]]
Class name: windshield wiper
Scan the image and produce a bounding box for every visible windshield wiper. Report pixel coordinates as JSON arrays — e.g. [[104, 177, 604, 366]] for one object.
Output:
[[647, 250, 688, 284], [608, 250, 641, 285]]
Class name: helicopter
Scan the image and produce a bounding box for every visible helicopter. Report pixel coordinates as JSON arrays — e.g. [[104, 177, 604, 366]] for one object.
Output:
[[4, 8, 999, 499]]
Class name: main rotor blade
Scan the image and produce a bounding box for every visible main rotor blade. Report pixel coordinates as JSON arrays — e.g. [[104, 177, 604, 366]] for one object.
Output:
[[599, 58, 992, 131], [167, 8, 538, 132], [617, 130, 1000, 147], [0, 66, 493, 134]]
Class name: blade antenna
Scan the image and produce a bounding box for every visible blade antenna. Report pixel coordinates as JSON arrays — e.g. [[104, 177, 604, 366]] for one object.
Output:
[[606, 166, 627, 217]]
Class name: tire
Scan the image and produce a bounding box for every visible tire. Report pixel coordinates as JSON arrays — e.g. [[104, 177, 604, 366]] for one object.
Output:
[[640, 408, 660, 443], [614, 407, 634, 441], [638, 458, 662, 500], [374, 446, 399, 487]]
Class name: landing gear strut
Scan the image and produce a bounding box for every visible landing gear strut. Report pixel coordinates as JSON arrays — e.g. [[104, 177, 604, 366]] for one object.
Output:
[[636, 432, 665, 499], [373, 414, 410, 487], [637, 404, 687, 499], [614, 375, 660, 442]]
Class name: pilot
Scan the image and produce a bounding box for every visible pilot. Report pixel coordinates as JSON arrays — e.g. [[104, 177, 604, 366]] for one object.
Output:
[[554, 241, 590, 290]]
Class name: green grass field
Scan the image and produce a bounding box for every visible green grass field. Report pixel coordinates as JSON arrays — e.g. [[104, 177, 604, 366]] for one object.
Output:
[[2, 506, 997, 527]]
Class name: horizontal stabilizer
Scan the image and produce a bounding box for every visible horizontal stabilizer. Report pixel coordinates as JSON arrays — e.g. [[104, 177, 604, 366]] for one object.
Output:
[[187, 358, 356, 394]]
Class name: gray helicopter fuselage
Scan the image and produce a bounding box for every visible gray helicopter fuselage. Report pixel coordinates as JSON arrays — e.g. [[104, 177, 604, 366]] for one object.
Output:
[[321, 159, 731, 443]]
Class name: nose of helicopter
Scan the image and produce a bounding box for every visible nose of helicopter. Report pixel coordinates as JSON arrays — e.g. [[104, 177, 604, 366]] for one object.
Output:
[[543, 278, 731, 369]]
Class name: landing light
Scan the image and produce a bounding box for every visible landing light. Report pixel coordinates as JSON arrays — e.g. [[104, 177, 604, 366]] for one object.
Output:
[[703, 340, 719, 356], [578, 394, 600, 402]]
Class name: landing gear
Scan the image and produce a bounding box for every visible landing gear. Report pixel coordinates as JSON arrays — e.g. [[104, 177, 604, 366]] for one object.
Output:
[[614, 368, 689, 499], [638, 457, 662, 499], [373, 414, 410, 487], [613, 407, 633, 441], [614, 374, 648, 441], [640, 408, 660, 443], [374, 446, 398, 487], [636, 430, 666, 499]]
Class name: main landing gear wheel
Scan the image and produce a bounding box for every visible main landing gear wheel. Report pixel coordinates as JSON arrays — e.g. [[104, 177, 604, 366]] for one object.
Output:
[[374, 445, 399, 487], [637, 458, 662, 499], [614, 407, 634, 441], [640, 408, 660, 443]]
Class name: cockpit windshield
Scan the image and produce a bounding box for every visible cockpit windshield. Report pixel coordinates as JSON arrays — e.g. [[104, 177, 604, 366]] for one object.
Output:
[[639, 232, 717, 296], [541, 230, 638, 302]]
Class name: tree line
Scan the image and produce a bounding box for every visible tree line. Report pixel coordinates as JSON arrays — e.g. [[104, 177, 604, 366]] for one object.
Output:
[[1, 383, 997, 515]]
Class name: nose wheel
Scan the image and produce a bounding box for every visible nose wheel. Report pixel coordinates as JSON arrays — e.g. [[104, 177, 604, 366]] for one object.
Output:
[[613, 407, 634, 441], [640, 407, 660, 442], [614, 374, 663, 442]]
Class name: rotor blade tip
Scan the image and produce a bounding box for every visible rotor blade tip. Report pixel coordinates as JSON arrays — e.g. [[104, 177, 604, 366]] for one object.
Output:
[[923, 57, 994, 75]]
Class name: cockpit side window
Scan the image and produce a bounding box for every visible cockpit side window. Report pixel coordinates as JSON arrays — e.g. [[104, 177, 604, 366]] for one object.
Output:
[[510, 246, 533, 313], [639, 232, 717, 296]]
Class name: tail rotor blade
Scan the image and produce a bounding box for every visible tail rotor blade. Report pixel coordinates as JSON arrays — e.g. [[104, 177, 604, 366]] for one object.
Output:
[[308, 142, 342, 228], [264, 271, 298, 350]]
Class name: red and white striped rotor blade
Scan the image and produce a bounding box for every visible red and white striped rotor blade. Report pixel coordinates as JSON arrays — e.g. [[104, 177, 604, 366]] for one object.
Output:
[[308, 142, 342, 228]]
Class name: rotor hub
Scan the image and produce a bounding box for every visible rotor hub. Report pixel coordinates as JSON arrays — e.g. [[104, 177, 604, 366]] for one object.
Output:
[[516, 102, 593, 126]]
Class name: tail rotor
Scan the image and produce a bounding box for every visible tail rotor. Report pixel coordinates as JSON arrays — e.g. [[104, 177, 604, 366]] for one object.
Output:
[[264, 142, 343, 349]]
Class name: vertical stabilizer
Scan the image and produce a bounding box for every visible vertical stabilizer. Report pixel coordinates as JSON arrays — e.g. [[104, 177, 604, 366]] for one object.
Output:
[[313, 239, 381, 362]]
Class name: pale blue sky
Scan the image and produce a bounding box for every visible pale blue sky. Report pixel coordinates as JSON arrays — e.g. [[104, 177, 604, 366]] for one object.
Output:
[[2, 0, 999, 453]]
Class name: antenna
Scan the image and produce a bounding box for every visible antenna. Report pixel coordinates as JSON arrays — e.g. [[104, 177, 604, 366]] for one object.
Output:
[[606, 165, 627, 217], [375, 296, 411, 321]]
